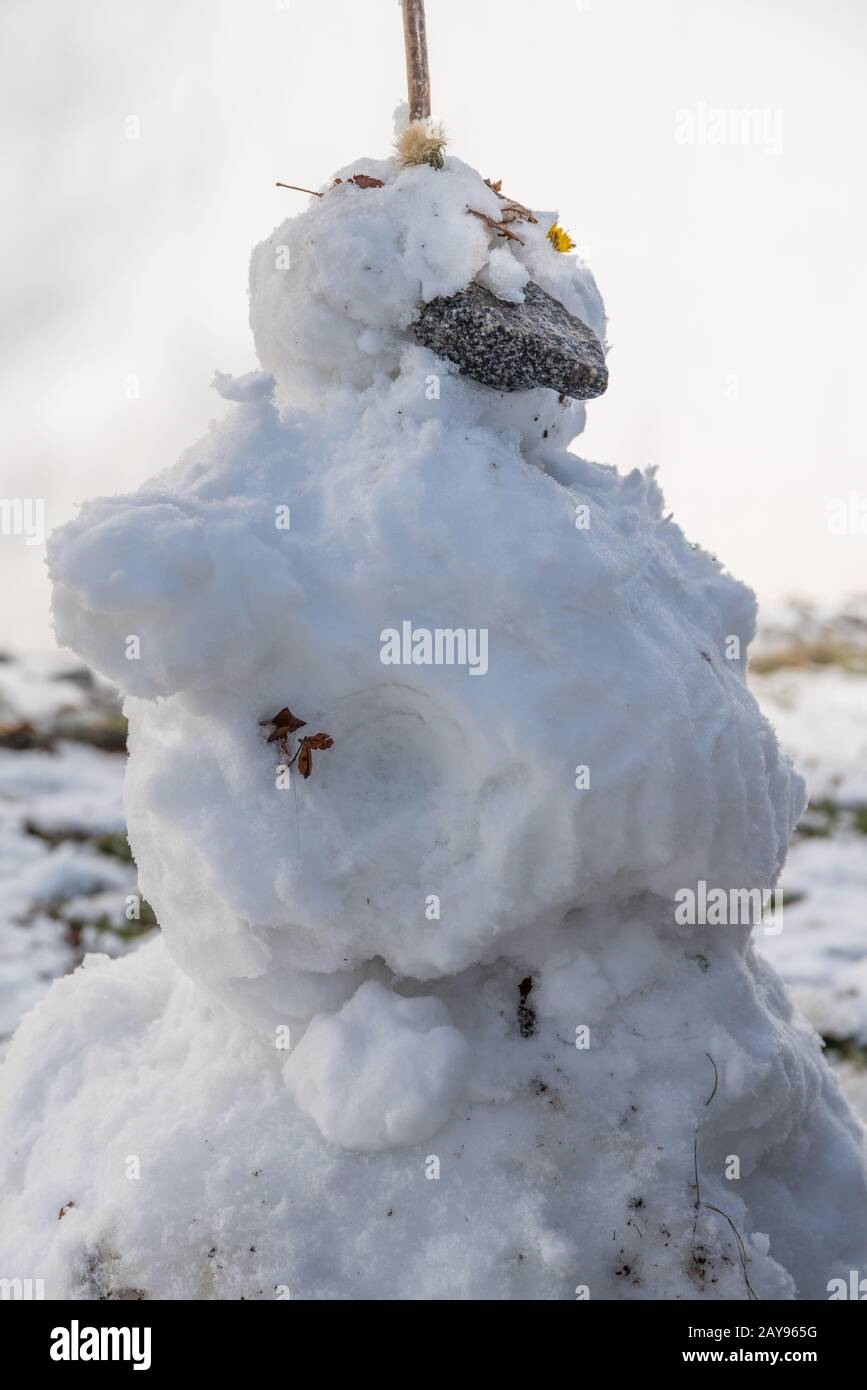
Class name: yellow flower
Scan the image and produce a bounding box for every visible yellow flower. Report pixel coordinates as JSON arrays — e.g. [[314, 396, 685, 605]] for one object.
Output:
[[547, 223, 575, 253]]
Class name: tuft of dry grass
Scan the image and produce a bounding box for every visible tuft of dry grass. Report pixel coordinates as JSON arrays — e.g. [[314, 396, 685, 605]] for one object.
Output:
[[750, 638, 867, 676], [394, 118, 447, 169]]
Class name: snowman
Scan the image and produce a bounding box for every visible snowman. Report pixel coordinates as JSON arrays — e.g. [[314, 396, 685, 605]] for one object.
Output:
[[0, 107, 864, 1301]]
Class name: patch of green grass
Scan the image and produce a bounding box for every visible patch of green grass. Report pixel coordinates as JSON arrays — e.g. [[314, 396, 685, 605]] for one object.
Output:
[[796, 798, 842, 839], [34, 895, 158, 947], [781, 889, 807, 908], [794, 798, 867, 841], [750, 640, 867, 675], [93, 832, 134, 863], [58, 713, 128, 753], [63, 898, 158, 945], [84, 911, 155, 942], [24, 821, 134, 862], [823, 1034, 867, 1069]]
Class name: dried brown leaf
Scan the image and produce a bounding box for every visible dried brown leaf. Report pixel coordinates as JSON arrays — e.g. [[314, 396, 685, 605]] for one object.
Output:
[[261, 710, 333, 780], [261, 707, 306, 733], [333, 174, 385, 190], [500, 202, 537, 225], [304, 732, 334, 750], [483, 179, 538, 224]]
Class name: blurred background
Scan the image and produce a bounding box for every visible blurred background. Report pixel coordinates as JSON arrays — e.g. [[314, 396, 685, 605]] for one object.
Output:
[[0, 1, 865, 1104]]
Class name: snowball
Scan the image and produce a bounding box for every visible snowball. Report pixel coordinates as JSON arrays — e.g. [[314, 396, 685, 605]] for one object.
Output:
[[283, 981, 470, 1152], [249, 151, 605, 415], [47, 400, 803, 1017]]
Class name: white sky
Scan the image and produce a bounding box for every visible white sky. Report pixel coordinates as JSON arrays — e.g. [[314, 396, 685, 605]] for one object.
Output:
[[1, 0, 864, 652]]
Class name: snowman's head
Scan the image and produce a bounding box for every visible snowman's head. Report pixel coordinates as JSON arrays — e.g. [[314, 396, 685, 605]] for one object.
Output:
[[249, 127, 606, 448]]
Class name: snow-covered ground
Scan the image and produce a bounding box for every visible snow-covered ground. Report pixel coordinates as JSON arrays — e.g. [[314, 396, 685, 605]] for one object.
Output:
[[0, 654, 155, 1048], [749, 599, 867, 1118], [2, 601, 863, 1116]]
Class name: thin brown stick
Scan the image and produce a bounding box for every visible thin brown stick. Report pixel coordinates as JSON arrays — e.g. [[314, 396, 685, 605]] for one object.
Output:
[[701, 1202, 759, 1300], [275, 182, 322, 198], [467, 208, 525, 245], [704, 1051, 719, 1106], [401, 0, 431, 122]]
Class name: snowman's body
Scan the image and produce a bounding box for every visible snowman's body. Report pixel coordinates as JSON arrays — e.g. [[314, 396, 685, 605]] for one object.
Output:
[[1, 150, 864, 1299]]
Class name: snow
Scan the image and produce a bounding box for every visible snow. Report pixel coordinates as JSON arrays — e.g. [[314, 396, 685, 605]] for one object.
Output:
[[746, 606, 867, 1059], [284, 980, 471, 1153], [475, 245, 530, 304], [250, 153, 604, 409], [760, 836, 867, 1044], [754, 666, 867, 804], [1, 138, 865, 1300], [0, 741, 125, 839], [0, 656, 90, 723], [46, 377, 799, 1015]]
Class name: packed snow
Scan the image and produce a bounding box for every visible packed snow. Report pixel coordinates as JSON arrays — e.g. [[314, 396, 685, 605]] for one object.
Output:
[[284, 980, 471, 1153], [1, 133, 865, 1300]]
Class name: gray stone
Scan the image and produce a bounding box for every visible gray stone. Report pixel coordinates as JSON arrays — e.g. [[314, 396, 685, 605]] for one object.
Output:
[[412, 280, 608, 400]]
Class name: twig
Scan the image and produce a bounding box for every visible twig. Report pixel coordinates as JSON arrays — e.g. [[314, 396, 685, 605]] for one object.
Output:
[[276, 182, 323, 198], [691, 1048, 758, 1298], [401, 0, 431, 122], [467, 207, 525, 245], [701, 1202, 759, 1301], [704, 1051, 719, 1106], [692, 1051, 718, 1230]]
